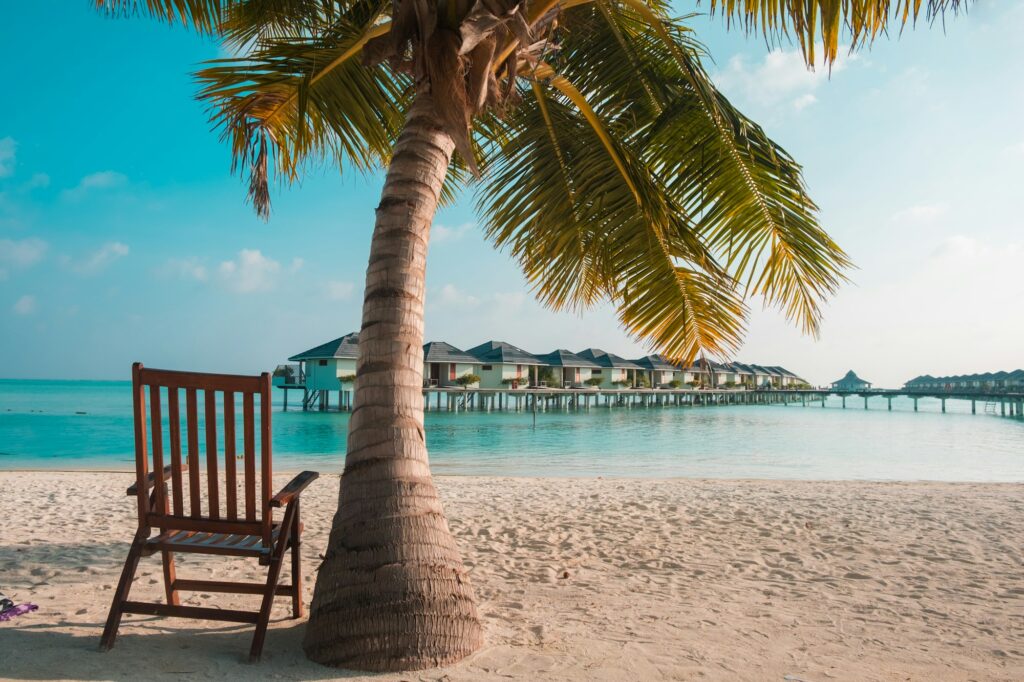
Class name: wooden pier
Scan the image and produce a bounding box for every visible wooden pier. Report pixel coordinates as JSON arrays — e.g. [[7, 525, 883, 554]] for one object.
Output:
[[279, 384, 1024, 418]]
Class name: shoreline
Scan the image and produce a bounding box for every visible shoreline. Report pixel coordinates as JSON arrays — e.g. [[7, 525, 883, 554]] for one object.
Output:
[[2, 471, 1022, 680], [4, 466, 1024, 485]]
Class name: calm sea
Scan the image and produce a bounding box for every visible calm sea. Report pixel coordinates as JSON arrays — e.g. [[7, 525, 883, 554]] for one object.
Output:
[[1, 379, 1021, 481]]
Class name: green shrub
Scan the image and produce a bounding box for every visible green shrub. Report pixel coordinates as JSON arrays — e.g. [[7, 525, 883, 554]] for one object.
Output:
[[668, 379, 683, 388], [339, 374, 357, 383], [584, 377, 604, 387], [455, 373, 480, 387]]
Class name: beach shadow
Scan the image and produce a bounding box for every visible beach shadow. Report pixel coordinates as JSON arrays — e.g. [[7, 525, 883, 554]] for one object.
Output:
[[0, 618, 378, 680]]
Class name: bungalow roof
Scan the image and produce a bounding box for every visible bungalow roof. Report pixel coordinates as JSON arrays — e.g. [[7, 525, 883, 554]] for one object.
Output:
[[423, 341, 479, 365], [535, 349, 602, 368], [466, 340, 544, 365], [631, 354, 678, 371], [577, 348, 643, 370], [288, 332, 360, 361], [832, 370, 870, 385]]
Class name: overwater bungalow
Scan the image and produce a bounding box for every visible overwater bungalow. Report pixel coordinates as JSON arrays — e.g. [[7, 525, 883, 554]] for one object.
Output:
[[744, 364, 776, 388], [631, 355, 678, 388], [832, 370, 871, 391], [728, 362, 757, 388], [675, 361, 711, 387], [765, 366, 805, 388], [577, 348, 643, 389], [423, 341, 480, 388], [465, 340, 545, 389], [535, 349, 602, 388], [287, 331, 359, 408], [905, 369, 1024, 393]]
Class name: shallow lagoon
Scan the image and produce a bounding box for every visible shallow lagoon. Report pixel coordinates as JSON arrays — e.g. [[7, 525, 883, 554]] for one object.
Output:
[[1, 380, 1021, 480]]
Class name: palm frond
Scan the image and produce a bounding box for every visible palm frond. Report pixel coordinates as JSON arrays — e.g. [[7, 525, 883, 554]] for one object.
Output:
[[95, 0, 230, 32], [552, 0, 850, 336], [195, 4, 408, 217], [477, 69, 748, 362], [706, 0, 968, 65]]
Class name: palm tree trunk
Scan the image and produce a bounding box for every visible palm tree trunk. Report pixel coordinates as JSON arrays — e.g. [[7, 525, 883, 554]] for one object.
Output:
[[303, 93, 483, 670]]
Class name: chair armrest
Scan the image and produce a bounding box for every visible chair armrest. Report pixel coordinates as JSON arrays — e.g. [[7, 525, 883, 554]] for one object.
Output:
[[270, 470, 319, 508], [126, 463, 186, 496]]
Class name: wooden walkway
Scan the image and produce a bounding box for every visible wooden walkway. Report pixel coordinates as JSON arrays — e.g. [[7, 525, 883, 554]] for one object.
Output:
[[278, 384, 1024, 418], [418, 387, 1024, 417]]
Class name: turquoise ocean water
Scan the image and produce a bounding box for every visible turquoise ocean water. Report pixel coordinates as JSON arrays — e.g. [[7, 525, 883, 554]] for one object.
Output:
[[1, 379, 1021, 481]]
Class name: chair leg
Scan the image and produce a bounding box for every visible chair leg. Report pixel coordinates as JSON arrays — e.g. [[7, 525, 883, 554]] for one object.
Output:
[[161, 550, 180, 606], [290, 500, 303, 619], [100, 531, 146, 651], [249, 513, 293, 662]]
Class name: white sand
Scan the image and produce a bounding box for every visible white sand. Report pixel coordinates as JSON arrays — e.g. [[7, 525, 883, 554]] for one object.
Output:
[[1, 471, 1021, 681]]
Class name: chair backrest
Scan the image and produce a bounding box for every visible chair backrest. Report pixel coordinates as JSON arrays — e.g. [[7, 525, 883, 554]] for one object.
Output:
[[131, 362, 274, 545]]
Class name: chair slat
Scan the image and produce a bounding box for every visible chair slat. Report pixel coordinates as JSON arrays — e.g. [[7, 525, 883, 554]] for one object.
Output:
[[260, 374, 273, 545], [204, 389, 219, 520], [138, 367, 262, 393], [167, 388, 184, 516], [149, 385, 166, 517], [186, 388, 201, 517], [224, 391, 237, 521], [132, 363, 150, 527], [243, 392, 256, 521]]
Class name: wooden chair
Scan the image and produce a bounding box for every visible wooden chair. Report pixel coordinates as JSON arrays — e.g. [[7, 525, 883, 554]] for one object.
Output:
[[100, 363, 318, 661]]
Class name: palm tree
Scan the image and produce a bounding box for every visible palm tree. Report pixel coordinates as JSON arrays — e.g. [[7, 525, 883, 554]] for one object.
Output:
[[99, 0, 962, 671]]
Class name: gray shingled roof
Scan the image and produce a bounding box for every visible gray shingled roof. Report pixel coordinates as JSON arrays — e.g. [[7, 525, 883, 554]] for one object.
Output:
[[288, 332, 359, 361], [729, 362, 756, 375], [832, 370, 870, 386], [423, 341, 479, 364], [466, 340, 544, 365], [908, 369, 1024, 385], [576, 348, 643, 369], [535, 349, 602, 368], [631, 354, 678, 371]]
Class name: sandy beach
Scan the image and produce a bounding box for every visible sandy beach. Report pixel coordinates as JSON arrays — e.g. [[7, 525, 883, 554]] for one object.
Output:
[[0, 471, 1021, 681]]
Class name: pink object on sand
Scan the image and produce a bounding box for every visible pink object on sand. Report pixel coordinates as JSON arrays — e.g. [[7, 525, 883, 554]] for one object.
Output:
[[0, 604, 38, 622]]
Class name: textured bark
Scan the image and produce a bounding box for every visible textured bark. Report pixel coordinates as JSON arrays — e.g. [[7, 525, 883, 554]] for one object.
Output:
[[303, 94, 484, 671]]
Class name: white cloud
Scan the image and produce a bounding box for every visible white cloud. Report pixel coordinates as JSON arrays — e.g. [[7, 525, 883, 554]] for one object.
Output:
[[432, 283, 480, 308], [21, 173, 50, 191], [0, 237, 48, 272], [61, 171, 128, 200], [0, 137, 17, 178], [218, 249, 281, 293], [289, 257, 304, 272], [433, 222, 475, 242], [891, 203, 948, 224], [326, 280, 355, 300], [159, 257, 208, 282], [929, 234, 995, 260], [793, 93, 818, 111], [13, 294, 36, 315], [715, 44, 851, 109], [1003, 141, 1024, 157], [493, 292, 525, 309], [67, 241, 130, 275]]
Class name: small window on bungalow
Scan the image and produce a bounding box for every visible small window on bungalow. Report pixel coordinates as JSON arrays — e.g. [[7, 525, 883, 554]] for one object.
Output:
[[318, 360, 328, 366], [592, 369, 602, 375], [481, 364, 493, 370]]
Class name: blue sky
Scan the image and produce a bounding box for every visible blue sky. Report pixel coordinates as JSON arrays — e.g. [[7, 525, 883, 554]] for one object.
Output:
[[1, 1, 1022, 386]]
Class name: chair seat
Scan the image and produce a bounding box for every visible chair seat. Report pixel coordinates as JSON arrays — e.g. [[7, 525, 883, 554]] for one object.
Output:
[[145, 525, 281, 558]]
